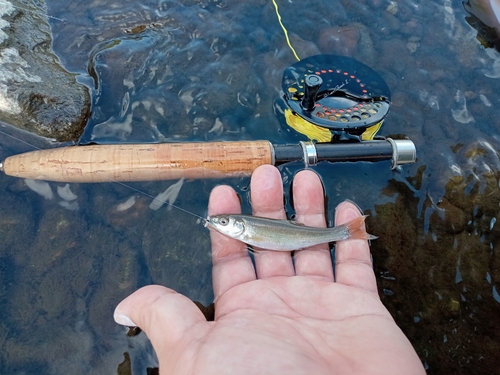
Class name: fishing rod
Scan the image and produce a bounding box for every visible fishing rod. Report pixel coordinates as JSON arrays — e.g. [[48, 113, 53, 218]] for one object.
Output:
[[0, 55, 416, 183], [0, 138, 414, 183]]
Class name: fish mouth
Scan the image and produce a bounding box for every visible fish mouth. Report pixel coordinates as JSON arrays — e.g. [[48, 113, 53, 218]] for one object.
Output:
[[203, 217, 210, 227]]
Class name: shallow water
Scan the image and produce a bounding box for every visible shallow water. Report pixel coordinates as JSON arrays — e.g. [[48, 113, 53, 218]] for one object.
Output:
[[0, 0, 500, 373]]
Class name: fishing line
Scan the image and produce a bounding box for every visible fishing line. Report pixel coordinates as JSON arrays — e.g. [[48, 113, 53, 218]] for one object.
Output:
[[272, 0, 301, 61], [0, 127, 207, 222], [0, 127, 42, 150], [8, 3, 67, 23], [106, 177, 207, 222]]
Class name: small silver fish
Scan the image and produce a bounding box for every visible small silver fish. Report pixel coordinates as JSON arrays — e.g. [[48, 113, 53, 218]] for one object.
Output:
[[205, 214, 376, 251]]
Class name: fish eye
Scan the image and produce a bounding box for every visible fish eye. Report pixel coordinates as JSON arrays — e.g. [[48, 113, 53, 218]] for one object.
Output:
[[219, 217, 229, 226]]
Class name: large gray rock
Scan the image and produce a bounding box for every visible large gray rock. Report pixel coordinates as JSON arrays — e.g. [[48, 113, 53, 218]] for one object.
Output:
[[0, 0, 90, 141]]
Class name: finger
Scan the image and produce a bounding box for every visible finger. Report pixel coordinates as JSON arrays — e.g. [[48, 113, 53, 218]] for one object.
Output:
[[334, 201, 378, 294], [292, 170, 334, 281], [114, 285, 207, 355], [209, 185, 256, 300], [250, 165, 295, 278]]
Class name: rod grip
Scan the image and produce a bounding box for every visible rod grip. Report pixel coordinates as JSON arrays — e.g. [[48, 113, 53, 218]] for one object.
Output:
[[2, 141, 274, 182]]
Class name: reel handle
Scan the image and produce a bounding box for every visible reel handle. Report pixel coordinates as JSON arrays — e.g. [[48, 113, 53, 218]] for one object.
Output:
[[301, 74, 323, 111]]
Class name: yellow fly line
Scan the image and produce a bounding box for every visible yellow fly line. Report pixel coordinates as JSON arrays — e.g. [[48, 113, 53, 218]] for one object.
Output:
[[284, 109, 332, 142], [285, 108, 383, 142], [272, 0, 301, 61]]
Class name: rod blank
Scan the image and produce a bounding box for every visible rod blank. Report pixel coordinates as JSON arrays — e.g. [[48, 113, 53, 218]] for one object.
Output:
[[275, 139, 416, 168]]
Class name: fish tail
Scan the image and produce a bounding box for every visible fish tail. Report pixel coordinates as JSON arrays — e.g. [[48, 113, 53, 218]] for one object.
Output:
[[345, 215, 378, 241]]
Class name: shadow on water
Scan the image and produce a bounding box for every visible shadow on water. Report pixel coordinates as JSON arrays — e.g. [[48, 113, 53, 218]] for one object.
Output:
[[0, 0, 500, 374]]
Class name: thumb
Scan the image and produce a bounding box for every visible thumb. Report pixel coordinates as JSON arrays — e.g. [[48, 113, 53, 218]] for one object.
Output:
[[114, 285, 207, 352]]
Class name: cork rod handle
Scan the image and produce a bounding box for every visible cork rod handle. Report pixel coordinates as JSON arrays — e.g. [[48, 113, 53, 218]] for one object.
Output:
[[2, 141, 274, 183]]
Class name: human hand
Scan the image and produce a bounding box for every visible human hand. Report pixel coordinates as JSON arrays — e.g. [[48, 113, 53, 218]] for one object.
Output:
[[114, 165, 425, 375]]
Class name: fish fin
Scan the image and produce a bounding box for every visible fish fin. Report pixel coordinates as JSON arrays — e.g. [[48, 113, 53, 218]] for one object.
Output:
[[345, 215, 378, 241]]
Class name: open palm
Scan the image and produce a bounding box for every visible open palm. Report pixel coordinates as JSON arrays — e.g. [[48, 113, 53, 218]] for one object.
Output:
[[114, 165, 425, 375]]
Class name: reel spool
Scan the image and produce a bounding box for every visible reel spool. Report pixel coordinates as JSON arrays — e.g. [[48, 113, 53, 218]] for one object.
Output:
[[279, 55, 392, 142]]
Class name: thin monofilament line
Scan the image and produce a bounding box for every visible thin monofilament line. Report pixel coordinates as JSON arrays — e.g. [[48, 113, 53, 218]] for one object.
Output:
[[9, 4, 67, 22], [106, 177, 207, 222], [0, 128, 42, 150]]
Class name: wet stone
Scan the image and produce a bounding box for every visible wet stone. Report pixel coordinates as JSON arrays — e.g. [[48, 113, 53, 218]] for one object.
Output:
[[26, 206, 85, 277], [0, 0, 90, 141], [0, 190, 34, 253], [87, 239, 140, 338], [318, 26, 361, 56], [434, 197, 466, 234]]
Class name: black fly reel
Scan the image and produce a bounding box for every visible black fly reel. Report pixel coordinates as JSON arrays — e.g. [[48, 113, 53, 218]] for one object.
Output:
[[279, 55, 391, 142]]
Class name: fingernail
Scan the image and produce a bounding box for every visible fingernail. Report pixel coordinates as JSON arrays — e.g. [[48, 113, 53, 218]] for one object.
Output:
[[334, 200, 364, 225], [336, 199, 362, 214], [114, 313, 137, 327]]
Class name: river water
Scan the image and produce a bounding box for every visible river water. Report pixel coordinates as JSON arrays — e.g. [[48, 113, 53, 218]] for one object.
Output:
[[0, 0, 499, 373]]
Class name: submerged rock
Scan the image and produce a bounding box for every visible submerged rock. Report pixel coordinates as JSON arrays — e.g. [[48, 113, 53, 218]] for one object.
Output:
[[0, 0, 90, 141], [318, 25, 360, 57]]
